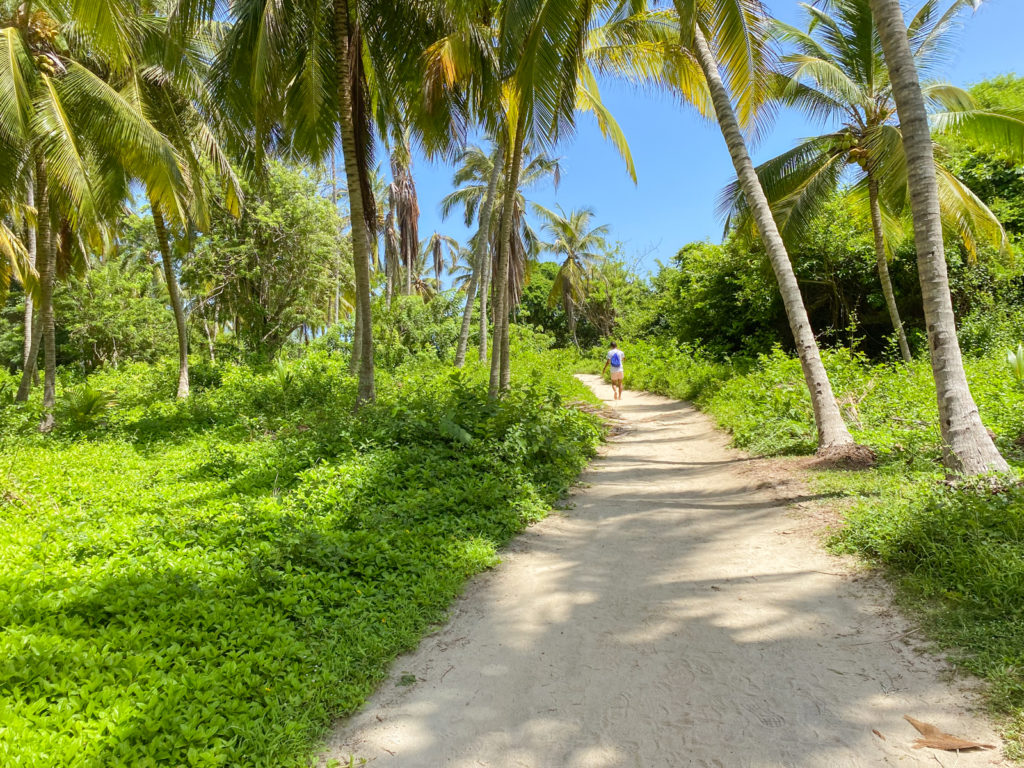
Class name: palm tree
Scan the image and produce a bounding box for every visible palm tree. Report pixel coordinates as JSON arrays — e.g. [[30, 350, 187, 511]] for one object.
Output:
[[447, 246, 476, 292], [535, 205, 610, 347], [669, 0, 867, 459], [444, 140, 505, 367], [720, 0, 1013, 365], [869, 0, 1008, 474], [2, 2, 188, 427], [125, 15, 244, 399], [388, 146, 421, 296], [423, 231, 460, 288], [486, 0, 699, 396], [333, 0, 375, 401], [205, 0, 477, 404], [441, 141, 558, 365]]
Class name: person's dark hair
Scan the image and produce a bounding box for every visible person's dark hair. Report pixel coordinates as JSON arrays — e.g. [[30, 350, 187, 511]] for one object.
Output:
[[609, 342, 617, 348]]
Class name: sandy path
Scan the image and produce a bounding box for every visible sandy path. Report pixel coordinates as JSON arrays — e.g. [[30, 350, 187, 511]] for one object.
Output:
[[323, 376, 1003, 767]]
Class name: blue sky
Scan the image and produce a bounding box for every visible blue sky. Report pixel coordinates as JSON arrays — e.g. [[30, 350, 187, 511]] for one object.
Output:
[[400, 0, 1024, 278]]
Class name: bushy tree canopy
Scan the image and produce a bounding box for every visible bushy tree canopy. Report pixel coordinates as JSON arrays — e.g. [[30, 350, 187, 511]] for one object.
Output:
[[184, 162, 352, 355]]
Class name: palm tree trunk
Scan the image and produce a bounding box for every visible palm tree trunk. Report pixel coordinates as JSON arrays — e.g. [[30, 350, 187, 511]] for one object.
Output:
[[870, 0, 1008, 474], [692, 28, 857, 455], [22, 173, 36, 371], [455, 144, 504, 368], [867, 173, 912, 363], [478, 210, 499, 364], [478, 257, 490, 362], [204, 320, 216, 363], [17, 320, 41, 402], [489, 115, 526, 398], [333, 0, 375, 403], [350, 298, 362, 373], [17, 162, 48, 404], [152, 204, 190, 399], [499, 276, 513, 391], [329, 150, 344, 325], [37, 166, 56, 432]]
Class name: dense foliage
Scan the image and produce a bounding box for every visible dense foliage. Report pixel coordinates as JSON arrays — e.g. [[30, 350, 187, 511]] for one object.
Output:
[[184, 163, 352, 355], [621, 191, 1022, 360], [518, 258, 649, 349], [0, 341, 600, 767]]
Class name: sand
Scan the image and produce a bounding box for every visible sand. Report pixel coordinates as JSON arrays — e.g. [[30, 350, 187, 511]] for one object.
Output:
[[322, 375, 1004, 767]]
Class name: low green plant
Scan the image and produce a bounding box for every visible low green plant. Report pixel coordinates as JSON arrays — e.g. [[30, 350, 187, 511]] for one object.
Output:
[[273, 357, 295, 390], [0, 348, 601, 767], [61, 383, 115, 428]]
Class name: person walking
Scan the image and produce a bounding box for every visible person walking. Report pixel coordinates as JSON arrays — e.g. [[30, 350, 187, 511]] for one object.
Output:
[[602, 342, 625, 400]]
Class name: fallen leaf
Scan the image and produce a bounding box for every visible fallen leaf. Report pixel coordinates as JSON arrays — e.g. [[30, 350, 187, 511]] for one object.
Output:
[[904, 715, 995, 751], [872, 729, 885, 741]]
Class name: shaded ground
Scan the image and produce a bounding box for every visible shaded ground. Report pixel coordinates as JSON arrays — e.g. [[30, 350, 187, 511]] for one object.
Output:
[[322, 376, 1003, 767]]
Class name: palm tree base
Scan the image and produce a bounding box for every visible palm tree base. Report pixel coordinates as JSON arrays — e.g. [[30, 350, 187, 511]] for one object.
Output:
[[813, 442, 877, 469]]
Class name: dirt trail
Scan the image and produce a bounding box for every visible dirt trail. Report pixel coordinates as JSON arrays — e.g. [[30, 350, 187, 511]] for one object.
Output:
[[323, 376, 1003, 767]]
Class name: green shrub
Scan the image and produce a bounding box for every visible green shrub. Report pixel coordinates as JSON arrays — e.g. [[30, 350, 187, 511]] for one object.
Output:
[[61, 383, 116, 429], [959, 306, 1024, 358]]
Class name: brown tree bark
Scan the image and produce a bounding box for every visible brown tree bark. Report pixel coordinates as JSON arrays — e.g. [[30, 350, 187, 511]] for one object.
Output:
[[333, 0, 375, 403], [692, 28, 858, 455], [870, 0, 1008, 474]]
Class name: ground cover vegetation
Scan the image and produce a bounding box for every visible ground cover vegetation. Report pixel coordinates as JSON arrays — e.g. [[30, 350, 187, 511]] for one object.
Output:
[[2, 0, 1024, 762], [0, 330, 601, 767]]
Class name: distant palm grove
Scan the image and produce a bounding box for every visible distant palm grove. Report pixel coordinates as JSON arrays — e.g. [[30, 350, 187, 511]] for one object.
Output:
[[2, 0, 1024, 766]]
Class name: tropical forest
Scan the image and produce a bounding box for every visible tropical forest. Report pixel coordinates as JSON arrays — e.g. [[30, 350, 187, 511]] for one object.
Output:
[[1, 0, 1024, 765]]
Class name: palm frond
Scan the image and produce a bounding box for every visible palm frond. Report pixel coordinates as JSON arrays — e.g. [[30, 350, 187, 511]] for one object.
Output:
[[784, 54, 866, 109], [931, 107, 1024, 163], [576, 66, 637, 183], [717, 134, 842, 237], [0, 27, 34, 145], [935, 163, 1011, 262]]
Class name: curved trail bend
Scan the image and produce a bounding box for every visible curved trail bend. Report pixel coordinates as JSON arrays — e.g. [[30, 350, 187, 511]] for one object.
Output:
[[324, 375, 1002, 767]]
